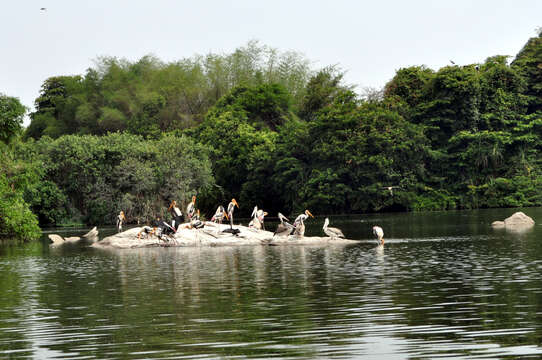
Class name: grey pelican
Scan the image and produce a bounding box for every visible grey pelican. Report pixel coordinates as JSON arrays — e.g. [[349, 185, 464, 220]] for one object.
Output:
[[186, 195, 196, 220], [227, 198, 239, 228], [293, 210, 314, 236], [116, 211, 125, 233], [249, 206, 268, 230], [373, 226, 384, 245], [323, 218, 345, 239], [211, 205, 228, 225], [273, 212, 294, 237]]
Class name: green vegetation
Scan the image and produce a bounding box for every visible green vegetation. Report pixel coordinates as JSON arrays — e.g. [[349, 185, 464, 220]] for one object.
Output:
[[1, 33, 542, 241]]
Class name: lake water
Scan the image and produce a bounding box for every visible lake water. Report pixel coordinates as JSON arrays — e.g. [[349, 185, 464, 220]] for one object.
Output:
[[1, 208, 542, 359]]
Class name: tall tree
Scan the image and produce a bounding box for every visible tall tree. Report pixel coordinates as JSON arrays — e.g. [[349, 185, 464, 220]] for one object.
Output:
[[0, 94, 26, 144]]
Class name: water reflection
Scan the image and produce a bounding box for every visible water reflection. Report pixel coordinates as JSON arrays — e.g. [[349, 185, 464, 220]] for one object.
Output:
[[0, 208, 542, 358]]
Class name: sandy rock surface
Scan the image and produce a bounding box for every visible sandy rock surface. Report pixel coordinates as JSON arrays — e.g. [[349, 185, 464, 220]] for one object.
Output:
[[92, 222, 360, 249], [491, 211, 535, 230]]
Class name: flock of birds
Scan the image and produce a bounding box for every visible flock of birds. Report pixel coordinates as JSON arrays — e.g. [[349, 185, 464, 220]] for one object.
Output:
[[199, 198, 385, 245]]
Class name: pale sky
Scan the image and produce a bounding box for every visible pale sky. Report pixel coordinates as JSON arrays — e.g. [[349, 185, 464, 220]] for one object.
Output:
[[2, 0, 541, 126]]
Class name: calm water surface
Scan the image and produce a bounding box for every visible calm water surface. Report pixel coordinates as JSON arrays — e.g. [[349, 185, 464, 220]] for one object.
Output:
[[2, 208, 542, 359]]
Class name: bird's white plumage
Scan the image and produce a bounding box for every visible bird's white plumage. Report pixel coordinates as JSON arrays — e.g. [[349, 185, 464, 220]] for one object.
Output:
[[372, 226, 384, 244], [323, 218, 345, 239]]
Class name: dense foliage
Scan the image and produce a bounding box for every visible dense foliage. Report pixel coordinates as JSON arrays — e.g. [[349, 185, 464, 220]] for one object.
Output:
[[2, 33, 542, 240], [0, 94, 26, 144], [25, 41, 311, 140], [8, 133, 214, 226]]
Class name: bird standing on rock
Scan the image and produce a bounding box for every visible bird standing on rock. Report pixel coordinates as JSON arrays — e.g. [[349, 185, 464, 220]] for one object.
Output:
[[292, 210, 314, 236], [273, 212, 294, 237], [227, 198, 239, 228], [323, 218, 345, 239]]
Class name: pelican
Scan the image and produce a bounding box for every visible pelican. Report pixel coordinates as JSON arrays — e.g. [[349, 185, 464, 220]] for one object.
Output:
[[227, 198, 239, 228], [293, 210, 314, 236], [273, 212, 294, 237], [186, 195, 196, 220], [211, 205, 228, 226], [323, 218, 345, 239], [249, 206, 268, 230], [373, 226, 384, 245]]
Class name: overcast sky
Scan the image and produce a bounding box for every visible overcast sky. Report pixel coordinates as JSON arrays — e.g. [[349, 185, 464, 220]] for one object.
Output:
[[2, 0, 541, 125]]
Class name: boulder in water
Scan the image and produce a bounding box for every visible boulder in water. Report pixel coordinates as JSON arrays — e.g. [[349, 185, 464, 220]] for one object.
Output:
[[82, 226, 99, 241], [491, 212, 534, 230], [48, 234, 66, 246]]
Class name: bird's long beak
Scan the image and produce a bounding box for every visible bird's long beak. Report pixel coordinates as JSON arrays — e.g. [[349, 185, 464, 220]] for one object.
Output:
[[263, 212, 268, 216], [306, 210, 314, 218], [233, 199, 239, 208], [224, 214, 229, 220]]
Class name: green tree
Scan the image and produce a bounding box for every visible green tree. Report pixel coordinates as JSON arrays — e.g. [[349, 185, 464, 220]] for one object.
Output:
[[512, 29, 542, 113], [0, 94, 26, 144]]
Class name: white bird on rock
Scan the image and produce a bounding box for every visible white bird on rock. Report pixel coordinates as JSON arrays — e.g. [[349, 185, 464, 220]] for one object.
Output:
[[211, 205, 227, 226], [323, 218, 345, 239], [273, 212, 294, 237], [227, 198, 239, 228], [249, 206, 268, 230], [293, 210, 314, 237]]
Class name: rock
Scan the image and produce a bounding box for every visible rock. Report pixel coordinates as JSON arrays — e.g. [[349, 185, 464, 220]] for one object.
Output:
[[82, 226, 99, 242], [492, 212, 535, 230], [64, 236, 81, 242], [92, 222, 361, 249], [48, 234, 65, 246], [504, 212, 535, 227], [48, 233, 84, 245]]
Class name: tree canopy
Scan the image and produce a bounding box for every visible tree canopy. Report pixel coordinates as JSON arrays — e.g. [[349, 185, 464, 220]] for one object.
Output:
[[3, 33, 542, 241]]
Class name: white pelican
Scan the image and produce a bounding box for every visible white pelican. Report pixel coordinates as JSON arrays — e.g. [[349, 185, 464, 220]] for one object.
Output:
[[227, 198, 239, 228], [116, 211, 125, 233], [293, 210, 314, 236], [373, 226, 384, 245], [249, 206, 268, 230], [323, 218, 345, 239], [211, 205, 228, 226], [273, 212, 294, 237], [186, 196, 196, 220]]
